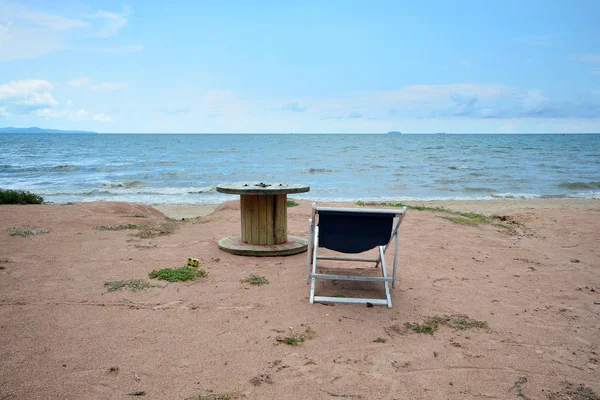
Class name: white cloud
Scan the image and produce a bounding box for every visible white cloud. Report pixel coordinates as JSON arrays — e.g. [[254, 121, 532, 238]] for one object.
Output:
[[91, 10, 127, 38], [0, 79, 58, 115], [0, 79, 52, 98], [69, 109, 89, 120], [450, 92, 478, 115], [459, 60, 472, 68], [371, 84, 511, 107], [67, 78, 89, 88], [593, 70, 600, 75], [34, 108, 64, 118], [521, 89, 550, 115], [72, 44, 143, 54], [21, 11, 88, 31], [66, 100, 73, 106], [92, 113, 113, 122], [0, 2, 137, 61], [92, 82, 127, 90]]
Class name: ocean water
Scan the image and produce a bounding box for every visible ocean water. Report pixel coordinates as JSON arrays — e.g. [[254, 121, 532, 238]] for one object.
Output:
[[1, 133, 599, 204]]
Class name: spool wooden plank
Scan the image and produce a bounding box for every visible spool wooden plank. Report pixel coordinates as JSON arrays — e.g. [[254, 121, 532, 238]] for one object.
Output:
[[265, 195, 275, 245], [250, 195, 259, 244], [274, 194, 287, 243], [240, 195, 246, 242], [258, 195, 267, 244], [243, 195, 255, 244]]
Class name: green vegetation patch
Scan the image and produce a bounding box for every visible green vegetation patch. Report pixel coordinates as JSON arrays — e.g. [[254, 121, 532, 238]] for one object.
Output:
[[286, 200, 299, 207], [404, 314, 488, 335], [404, 321, 438, 335], [185, 394, 232, 400], [8, 227, 48, 237], [373, 337, 387, 343], [276, 327, 315, 346], [135, 220, 177, 238], [355, 200, 519, 230], [0, 189, 44, 204], [441, 216, 481, 225], [104, 279, 151, 292], [149, 266, 208, 282], [96, 224, 143, 231], [548, 382, 599, 400], [240, 274, 269, 286]]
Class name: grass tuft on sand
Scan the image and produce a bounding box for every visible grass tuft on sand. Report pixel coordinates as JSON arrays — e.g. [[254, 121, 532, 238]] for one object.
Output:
[[135, 220, 177, 238], [96, 224, 143, 231], [404, 314, 488, 335], [549, 382, 599, 400], [240, 274, 269, 286], [104, 279, 151, 292], [149, 266, 208, 282], [276, 327, 315, 346], [185, 394, 232, 400], [356, 200, 516, 230], [372, 337, 387, 343], [0, 189, 44, 204], [286, 200, 299, 207], [8, 227, 48, 237]]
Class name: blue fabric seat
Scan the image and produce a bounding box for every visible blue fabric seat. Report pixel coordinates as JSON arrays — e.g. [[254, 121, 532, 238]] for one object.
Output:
[[306, 204, 407, 308], [318, 211, 394, 254]]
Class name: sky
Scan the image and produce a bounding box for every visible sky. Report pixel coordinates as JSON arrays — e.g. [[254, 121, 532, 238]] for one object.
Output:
[[1, 0, 600, 133]]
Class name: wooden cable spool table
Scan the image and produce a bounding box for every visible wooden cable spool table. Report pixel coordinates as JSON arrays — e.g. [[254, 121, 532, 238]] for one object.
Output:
[[216, 182, 310, 256]]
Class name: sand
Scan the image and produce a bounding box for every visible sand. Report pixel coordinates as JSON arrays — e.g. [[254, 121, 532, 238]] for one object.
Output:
[[154, 198, 600, 220], [1, 199, 599, 399]]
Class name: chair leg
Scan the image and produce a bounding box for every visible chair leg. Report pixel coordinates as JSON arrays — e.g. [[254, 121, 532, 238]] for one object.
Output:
[[380, 246, 392, 308], [392, 230, 399, 289], [306, 219, 313, 283], [309, 228, 319, 304]]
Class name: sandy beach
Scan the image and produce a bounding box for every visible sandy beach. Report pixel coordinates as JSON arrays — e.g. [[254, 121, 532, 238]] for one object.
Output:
[[1, 199, 599, 399]]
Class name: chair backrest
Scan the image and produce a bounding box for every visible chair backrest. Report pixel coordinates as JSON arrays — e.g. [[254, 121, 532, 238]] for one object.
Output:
[[317, 209, 396, 254]]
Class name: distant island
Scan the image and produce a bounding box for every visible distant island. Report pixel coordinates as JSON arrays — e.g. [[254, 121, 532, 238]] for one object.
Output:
[[0, 127, 96, 134], [387, 131, 402, 135]]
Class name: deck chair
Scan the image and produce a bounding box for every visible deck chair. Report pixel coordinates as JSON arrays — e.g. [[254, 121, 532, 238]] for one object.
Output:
[[306, 203, 407, 308]]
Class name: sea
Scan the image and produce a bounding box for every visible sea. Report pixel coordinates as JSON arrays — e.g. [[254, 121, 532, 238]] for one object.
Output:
[[1, 133, 599, 204]]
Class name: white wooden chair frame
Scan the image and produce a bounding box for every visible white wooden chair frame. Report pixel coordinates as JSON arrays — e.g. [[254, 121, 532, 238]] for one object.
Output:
[[306, 203, 407, 308]]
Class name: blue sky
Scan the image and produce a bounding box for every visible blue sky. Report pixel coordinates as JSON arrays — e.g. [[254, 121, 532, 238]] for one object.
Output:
[[1, 0, 599, 133]]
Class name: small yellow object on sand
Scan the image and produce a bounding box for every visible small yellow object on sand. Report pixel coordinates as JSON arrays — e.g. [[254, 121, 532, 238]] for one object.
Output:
[[186, 258, 199, 268]]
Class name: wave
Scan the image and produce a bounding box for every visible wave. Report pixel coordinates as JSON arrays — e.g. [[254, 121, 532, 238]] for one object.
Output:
[[464, 187, 495, 193], [556, 181, 600, 190], [51, 165, 79, 172], [2, 164, 82, 173], [307, 168, 336, 174], [434, 179, 460, 184], [101, 180, 147, 188], [38, 186, 216, 196]]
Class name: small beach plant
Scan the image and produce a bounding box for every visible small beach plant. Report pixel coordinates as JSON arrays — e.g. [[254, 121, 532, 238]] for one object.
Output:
[[0, 189, 44, 204], [149, 266, 208, 282], [240, 274, 269, 286], [104, 279, 151, 292], [96, 224, 143, 231], [8, 227, 48, 237]]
